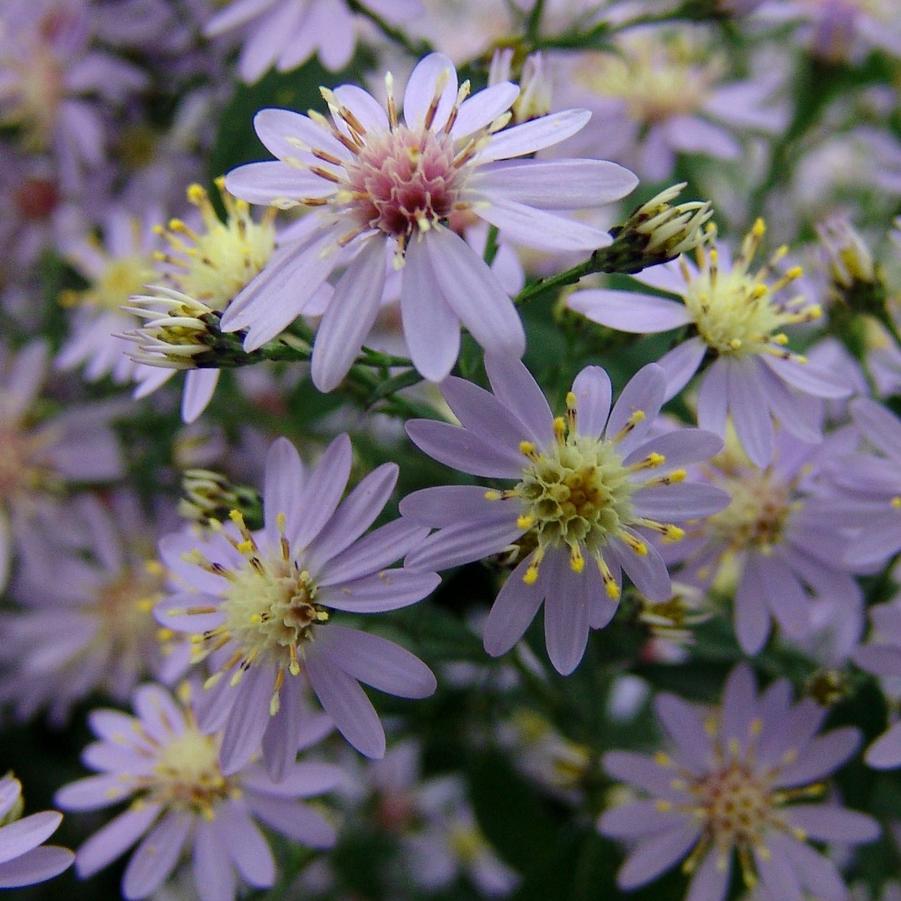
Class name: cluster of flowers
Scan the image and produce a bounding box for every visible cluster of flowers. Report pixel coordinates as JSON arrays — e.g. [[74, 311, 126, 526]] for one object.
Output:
[[0, 0, 899, 899]]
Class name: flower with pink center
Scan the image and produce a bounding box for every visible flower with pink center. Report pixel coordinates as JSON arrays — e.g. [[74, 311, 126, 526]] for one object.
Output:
[[599, 664, 880, 900], [56, 683, 341, 900], [223, 52, 637, 387], [204, 0, 423, 84], [156, 435, 439, 772]]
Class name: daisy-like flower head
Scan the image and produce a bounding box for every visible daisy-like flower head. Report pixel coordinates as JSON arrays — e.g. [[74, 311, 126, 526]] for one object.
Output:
[[56, 683, 341, 901], [569, 219, 851, 467], [124, 179, 278, 423], [401, 356, 728, 675], [599, 664, 880, 900], [0, 774, 73, 889], [667, 427, 865, 656], [222, 52, 637, 387], [156, 435, 439, 772], [0, 492, 190, 724]]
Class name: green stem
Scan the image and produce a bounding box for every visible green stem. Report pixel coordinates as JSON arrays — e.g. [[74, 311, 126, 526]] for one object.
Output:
[[483, 225, 500, 266], [525, 0, 546, 41], [345, 0, 433, 57]]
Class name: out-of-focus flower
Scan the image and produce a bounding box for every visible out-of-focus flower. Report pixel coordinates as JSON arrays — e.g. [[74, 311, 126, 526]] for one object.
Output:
[[223, 52, 637, 385], [0, 339, 124, 590], [0, 493, 189, 724], [558, 27, 785, 181], [204, 0, 423, 84], [668, 428, 865, 655], [57, 683, 341, 900], [853, 598, 901, 769], [489, 49, 553, 124], [156, 436, 438, 771], [402, 356, 728, 674], [599, 663, 880, 899], [124, 180, 277, 422], [0, 774, 73, 889], [568, 219, 851, 466], [635, 580, 715, 646]]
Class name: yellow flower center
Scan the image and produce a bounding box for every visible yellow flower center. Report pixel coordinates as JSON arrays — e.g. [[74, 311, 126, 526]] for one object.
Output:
[[709, 470, 794, 553]]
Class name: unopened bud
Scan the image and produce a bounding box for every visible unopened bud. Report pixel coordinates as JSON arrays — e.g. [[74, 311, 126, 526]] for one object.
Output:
[[179, 469, 262, 529], [817, 216, 875, 291], [489, 49, 552, 124]]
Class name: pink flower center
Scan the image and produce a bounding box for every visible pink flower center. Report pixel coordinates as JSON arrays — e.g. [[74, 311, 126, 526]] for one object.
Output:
[[14, 178, 59, 220], [345, 126, 464, 239]]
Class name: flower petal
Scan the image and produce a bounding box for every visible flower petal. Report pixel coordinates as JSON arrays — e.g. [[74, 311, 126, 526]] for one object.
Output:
[[568, 290, 690, 333], [479, 198, 610, 252], [403, 53, 457, 132], [477, 109, 591, 162], [121, 810, 192, 900], [571, 366, 612, 438]]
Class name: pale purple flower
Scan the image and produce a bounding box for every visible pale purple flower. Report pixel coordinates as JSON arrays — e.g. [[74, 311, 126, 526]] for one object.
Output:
[[853, 598, 901, 769], [401, 356, 728, 675], [667, 427, 865, 655], [156, 435, 439, 771], [204, 0, 423, 84], [223, 52, 637, 386], [556, 27, 786, 181], [0, 492, 189, 724], [568, 220, 851, 466], [0, 775, 73, 889], [599, 663, 880, 899], [0, 339, 124, 590], [56, 683, 340, 900]]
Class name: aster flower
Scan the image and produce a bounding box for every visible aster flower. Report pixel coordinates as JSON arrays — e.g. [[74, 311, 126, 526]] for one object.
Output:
[[401, 356, 728, 675], [204, 0, 423, 84], [0, 492, 189, 724], [124, 180, 277, 422], [56, 683, 341, 900], [853, 598, 901, 769], [0, 339, 124, 590], [666, 426, 866, 655], [568, 220, 851, 466], [223, 52, 637, 386], [0, 774, 73, 888], [599, 664, 880, 899], [156, 436, 439, 771]]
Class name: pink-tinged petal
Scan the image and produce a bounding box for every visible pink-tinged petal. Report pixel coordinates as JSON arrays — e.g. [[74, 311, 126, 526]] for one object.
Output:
[[605, 363, 665, 453], [247, 796, 336, 848], [568, 290, 690, 333], [602, 751, 685, 799], [450, 83, 519, 138], [686, 848, 731, 901], [317, 569, 439, 612], [665, 116, 740, 159], [611, 534, 671, 601], [239, 1, 300, 81], [3, 340, 48, 417], [404, 511, 523, 572], [703, 82, 785, 132], [441, 376, 530, 450], [775, 728, 860, 787], [632, 260, 684, 294], [616, 824, 701, 890], [0, 813, 62, 864], [734, 556, 772, 654], [261, 674, 303, 782], [850, 397, 901, 460], [75, 803, 162, 878], [598, 800, 684, 839], [656, 337, 707, 402], [754, 840, 803, 901], [544, 563, 591, 675], [485, 354, 554, 446], [304, 652, 385, 758], [865, 721, 901, 769], [483, 555, 549, 656], [307, 463, 397, 569], [55, 775, 132, 811], [319, 626, 436, 698], [477, 109, 591, 163], [192, 819, 236, 901], [181, 369, 218, 423], [212, 801, 275, 888], [289, 433, 352, 549], [332, 85, 389, 133], [762, 355, 851, 399], [405, 419, 524, 478], [760, 554, 809, 639], [720, 663, 758, 754], [242, 761, 344, 798], [572, 366, 612, 438], [479, 198, 609, 252], [654, 694, 713, 771], [625, 427, 722, 471], [697, 360, 728, 435], [473, 159, 637, 209], [224, 161, 336, 205], [727, 357, 774, 467], [632, 484, 729, 520], [255, 109, 351, 165], [220, 664, 276, 775], [403, 53, 457, 132], [263, 437, 305, 545], [401, 236, 460, 381], [781, 805, 880, 844], [770, 833, 847, 901], [399, 485, 495, 526], [121, 813, 190, 900], [204, 0, 277, 36], [318, 519, 429, 586], [0, 846, 73, 888], [312, 239, 386, 392], [425, 228, 525, 358]]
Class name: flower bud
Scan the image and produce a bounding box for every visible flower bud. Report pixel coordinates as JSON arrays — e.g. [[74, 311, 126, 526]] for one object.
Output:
[[178, 469, 262, 528]]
